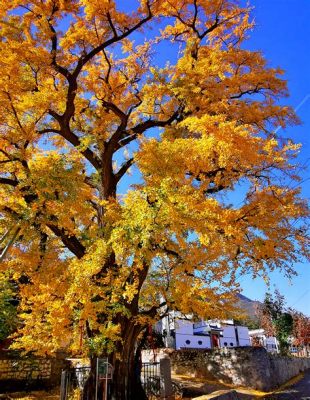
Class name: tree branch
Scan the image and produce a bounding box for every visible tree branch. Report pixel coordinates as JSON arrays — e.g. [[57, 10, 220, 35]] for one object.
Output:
[[116, 110, 180, 150], [47, 21, 101, 170], [141, 301, 168, 318], [6, 92, 26, 134], [46, 112, 102, 170], [46, 224, 86, 259], [0, 177, 18, 186], [101, 100, 127, 123], [72, 6, 153, 79], [46, 6, 154, 171], [48, 19, 72, 80], [2, 186, 86, 259], [114, 158, 134, 183], [37, 128, 61, 135], [230, 85, 263, 100]]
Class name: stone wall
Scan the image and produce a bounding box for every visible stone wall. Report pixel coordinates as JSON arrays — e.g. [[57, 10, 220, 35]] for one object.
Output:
[[0, 352, 69, 392], [0, 358, 51, 380], [171, 347, 310, 391]]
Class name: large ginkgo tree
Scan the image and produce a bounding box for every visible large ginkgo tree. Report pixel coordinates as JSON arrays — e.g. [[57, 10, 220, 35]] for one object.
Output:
[[0, 1, 309, 399]]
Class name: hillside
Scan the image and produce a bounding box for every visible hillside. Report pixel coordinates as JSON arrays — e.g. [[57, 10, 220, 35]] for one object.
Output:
[[236, 293, 261, 325]]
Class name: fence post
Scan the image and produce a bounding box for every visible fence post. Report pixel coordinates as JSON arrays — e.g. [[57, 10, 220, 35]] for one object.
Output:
[[159, 356, 173, 398], [60, 370, 67, 400]]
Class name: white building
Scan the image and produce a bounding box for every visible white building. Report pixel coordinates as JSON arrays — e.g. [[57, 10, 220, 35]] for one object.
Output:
[[248, 329, 279, 353], [156, 312, 251, 350]]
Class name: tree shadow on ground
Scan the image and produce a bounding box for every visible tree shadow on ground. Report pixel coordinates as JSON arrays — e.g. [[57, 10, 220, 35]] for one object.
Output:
[[172, 374, 263, 399]]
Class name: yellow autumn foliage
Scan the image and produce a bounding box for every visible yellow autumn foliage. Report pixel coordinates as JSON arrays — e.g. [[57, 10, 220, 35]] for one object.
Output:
[[0, 0, 308, 366]]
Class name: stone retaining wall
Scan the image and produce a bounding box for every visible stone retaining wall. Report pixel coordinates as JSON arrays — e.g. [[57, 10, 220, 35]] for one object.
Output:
[[171, 347, 310, 391], [0, 352, 69, 392], [0, 358, 51, 380]]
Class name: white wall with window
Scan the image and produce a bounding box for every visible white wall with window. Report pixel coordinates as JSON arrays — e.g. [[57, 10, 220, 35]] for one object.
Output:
[[158, 314, 251, 350], [175, 332, 212, 350]]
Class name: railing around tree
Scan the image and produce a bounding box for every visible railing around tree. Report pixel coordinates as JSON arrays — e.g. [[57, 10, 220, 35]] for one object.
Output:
[[60, 366, 92, 400], [141, 361, 183, 399], [60, 359, 113, 400]]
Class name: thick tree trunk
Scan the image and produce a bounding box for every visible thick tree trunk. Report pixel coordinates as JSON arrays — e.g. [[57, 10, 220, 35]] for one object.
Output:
[[82, 358, 97, 400], [110, 323, 147, 400], [83, 322, 146, 400], [110, 355, 146, 400]]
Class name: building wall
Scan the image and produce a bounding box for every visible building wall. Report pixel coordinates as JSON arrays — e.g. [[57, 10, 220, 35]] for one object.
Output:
[[249, 330, 279, 352], [237, 326, 250, 342], [220, 326, 237, 347], [220, 326, 251, 348], [175, 320, 194, 335], [171, 319, 250, 350], [265, 337, 278, 352], [175, 333, 211, 350]]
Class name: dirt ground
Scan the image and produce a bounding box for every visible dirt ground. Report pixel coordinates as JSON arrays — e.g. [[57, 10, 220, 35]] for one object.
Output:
[[0, 372, 307, 400], [0, 390, 59, 400], [172, 372, 307, 399]]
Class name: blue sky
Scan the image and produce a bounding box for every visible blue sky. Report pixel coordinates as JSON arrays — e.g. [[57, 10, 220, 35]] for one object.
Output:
[[238, 0, 310, 314]]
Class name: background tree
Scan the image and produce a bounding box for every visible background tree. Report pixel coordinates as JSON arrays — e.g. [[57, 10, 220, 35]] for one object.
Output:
[[0, 1, 309, 398], [258, 290, 294, 354], [291, 310, 310, 348], [256, 293, 276, 337]]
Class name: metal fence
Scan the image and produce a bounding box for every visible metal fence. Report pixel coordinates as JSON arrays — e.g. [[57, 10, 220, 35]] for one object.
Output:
[[60, 366, 92, 400], [60, 360, 182, 399], [141, 362, 160, 398], [141, 362, 183, 399], [60, 359, 113, 400]]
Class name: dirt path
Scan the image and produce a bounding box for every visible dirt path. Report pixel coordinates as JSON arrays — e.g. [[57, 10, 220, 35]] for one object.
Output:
[[173, 371, 310, 399], [172, 374, 264, 399], [262, 369, 310, 400], [0, 390, 59, 400]]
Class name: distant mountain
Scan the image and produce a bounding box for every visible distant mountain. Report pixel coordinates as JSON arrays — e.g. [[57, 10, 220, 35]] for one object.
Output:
[[236, 293, 261, 323]]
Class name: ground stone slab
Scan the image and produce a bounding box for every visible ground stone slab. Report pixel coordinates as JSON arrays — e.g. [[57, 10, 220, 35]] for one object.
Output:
[[194, 390, 240, 399]]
